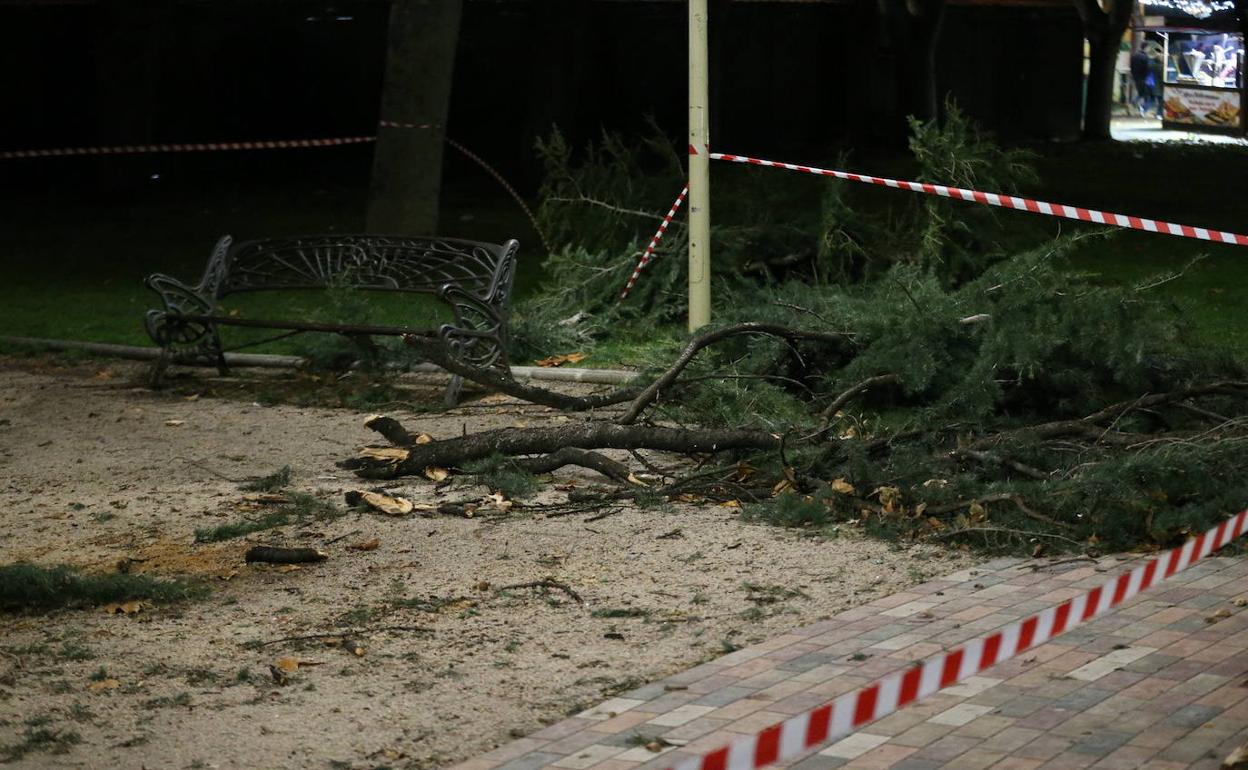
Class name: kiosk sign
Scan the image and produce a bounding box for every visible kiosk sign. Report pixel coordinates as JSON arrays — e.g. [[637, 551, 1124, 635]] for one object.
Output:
[[1164, 86, 1242, 129]]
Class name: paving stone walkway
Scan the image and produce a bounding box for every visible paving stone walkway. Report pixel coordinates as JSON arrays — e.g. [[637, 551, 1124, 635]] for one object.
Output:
[[450, 552, 1248, 770]]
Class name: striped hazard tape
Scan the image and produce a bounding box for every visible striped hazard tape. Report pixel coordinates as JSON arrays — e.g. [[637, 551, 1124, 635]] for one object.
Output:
[[662, 507, 1248, 770], [709, 151, 1248, 248], [620, 186, 689, 300], [0, 136, 376, 160]]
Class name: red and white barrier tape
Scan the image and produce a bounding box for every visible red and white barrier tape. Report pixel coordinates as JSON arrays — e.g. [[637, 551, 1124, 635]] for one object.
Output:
[[0, 136, 376, 160], [707, 151, 1248, 248], [620, 186, 689, 300], [664, 507, 1248, 770]]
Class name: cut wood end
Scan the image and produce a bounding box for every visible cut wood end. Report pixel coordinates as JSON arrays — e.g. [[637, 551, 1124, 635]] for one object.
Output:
[[1223, 743, 1248, 768], [358, 446, 411, 462]]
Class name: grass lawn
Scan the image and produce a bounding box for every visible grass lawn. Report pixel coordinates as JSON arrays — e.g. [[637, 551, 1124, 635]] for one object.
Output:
[[2, 139, 1245, 363]]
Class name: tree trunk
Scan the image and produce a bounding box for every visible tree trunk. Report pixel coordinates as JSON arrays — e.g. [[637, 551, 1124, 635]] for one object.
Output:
[[367, 0, 463, 235], [1082, 30, 1120, 139], [1074, 0, 1132, 141], [878, 0, 947, 134], [95, 0, 163, 190], [904, 0, 947, 123]]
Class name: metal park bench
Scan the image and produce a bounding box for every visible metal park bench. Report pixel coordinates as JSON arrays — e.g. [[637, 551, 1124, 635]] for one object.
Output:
[[143, 234, 519, 405]]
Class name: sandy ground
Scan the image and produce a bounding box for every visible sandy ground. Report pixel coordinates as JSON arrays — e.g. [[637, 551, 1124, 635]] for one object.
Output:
[[0, 356, 974, 770]]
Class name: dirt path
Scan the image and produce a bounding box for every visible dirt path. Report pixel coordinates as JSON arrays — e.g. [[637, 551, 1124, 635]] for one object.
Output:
[[0, 357, 974, 769]]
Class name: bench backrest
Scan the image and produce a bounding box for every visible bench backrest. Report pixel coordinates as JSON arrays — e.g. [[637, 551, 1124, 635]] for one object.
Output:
[[212, 235, 518, 304]]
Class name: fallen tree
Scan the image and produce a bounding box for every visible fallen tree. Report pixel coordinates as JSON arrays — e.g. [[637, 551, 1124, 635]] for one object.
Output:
[[335, 117, 1248, 554]]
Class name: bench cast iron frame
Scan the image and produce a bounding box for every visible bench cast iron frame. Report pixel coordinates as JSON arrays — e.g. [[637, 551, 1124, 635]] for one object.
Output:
[[144, 234, 519, 405]]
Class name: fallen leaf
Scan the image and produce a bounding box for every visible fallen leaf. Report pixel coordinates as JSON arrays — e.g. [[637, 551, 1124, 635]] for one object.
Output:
[[626, 473, 649, 487], [276, 564, 301, 573], [874, 486, 902, 513], [1225, 743, 1248, 769], [482, 492, 512, 512], [88, 678, 120, 693], [358, 491, 414, 516], [275, 656, 301, 673], [183, 394, 200, 402], [217, 570, 239, 581], [718, 499, 742, 508], [473, 580, 491, 591], [830, 478, 856, 495], [347, 538, 380, 552], [358, 446, 410, 462], [1207, 608, 1233, 624], [164, 419, 185, 427], [241, 493, 290, 505], [424, 466, 450, 482], [1234, 598, 1248, 607], [414, 433, 433, 445], [772, 478, 796, 495], [101, 600, 146, 615], [535, 352, 588, 367]]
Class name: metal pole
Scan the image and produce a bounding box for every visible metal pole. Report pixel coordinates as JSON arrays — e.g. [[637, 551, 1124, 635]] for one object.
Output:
[[687, 0, 712, 331]]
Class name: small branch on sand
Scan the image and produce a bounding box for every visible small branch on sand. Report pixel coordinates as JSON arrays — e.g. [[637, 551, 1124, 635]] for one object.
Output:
[[496, 579, 584, 603]]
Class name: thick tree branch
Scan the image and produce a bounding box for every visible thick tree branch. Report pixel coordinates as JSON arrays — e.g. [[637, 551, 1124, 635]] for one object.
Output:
[[350, 418, 780, 479], [511, 448, 635, 484], [812, 374, 901, 437], [403, 334, 640, 410], [365, 415, 419, 446], [617, 323, 853, 425], [971, 382, 1248, 450]]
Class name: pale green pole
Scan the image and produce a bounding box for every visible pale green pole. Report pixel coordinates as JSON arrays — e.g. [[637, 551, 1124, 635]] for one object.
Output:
[[687, 0, 712, 331]]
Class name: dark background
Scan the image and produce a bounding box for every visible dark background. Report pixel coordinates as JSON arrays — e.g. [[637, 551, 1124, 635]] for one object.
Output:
[[0, 0, 1085, 194]]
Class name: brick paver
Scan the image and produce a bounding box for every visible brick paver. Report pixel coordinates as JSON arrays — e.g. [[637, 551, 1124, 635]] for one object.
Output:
[[450, 555, 1248, 770]]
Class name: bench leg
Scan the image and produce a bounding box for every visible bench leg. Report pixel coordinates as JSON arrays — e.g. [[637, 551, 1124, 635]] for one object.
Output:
[[148, 347, 172, 389], [211, 330, 230, 376], [444, 375, 464, 407]]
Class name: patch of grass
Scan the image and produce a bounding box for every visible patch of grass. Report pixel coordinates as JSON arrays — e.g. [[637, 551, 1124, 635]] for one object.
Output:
[[742, 494, 836, 530], [461, 454, 542, 499], [89, 511, 116, 523], [0, 564, 204, 613], [742, 582, 809, 604], [238, 465, 292, 493], [193, 509, 294, 543], [193, 492, 342, 543], [143, 692, 192, 709], [0, 723, 82, 762], [66, 703, 93, 723], [184, 669, 218, 686], [589, 607, 651, 619], [56, 640, 94, 661]]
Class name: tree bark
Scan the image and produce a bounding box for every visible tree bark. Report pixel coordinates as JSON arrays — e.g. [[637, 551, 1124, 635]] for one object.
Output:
[[95, 0, 164, 190], [1074, 0, 1132, 141], [879, 0, 947, 128], [344, 421, 781, 479], [367, 0, 463, 234]]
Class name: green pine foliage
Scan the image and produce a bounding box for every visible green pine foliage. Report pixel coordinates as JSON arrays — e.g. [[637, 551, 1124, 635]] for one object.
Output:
[[518, 108, 1247, 553], [0, 564, 205, 612]]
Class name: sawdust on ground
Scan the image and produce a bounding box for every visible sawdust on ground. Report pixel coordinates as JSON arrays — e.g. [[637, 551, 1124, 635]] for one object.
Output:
[[0, 356, 976, 769]]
